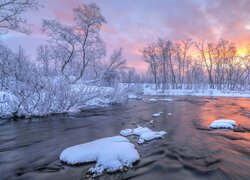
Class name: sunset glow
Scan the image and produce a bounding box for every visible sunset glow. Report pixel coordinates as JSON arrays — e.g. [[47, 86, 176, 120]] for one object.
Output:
[[2, 0, 250, 71]]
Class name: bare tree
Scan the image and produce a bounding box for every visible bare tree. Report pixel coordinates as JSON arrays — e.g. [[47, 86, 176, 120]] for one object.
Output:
[[141, 44, 159, 89], [142, 38, 250, 91], [156, 39, 175, 90], [195, 40, 215, 89], [0, 0, 39, 34], [0, 42, 14, 90], [174, 38, 193, 88], [103, 48, 126, 86], [42, 3, 106, 83], [37, 45, 51, 78]]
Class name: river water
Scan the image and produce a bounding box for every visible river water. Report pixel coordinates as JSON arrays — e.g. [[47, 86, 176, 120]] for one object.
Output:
[[1, 96, 250, 180]]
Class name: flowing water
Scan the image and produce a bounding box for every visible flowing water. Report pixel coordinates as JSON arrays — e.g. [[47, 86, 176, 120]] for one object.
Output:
[[1, 96, 250, 180]]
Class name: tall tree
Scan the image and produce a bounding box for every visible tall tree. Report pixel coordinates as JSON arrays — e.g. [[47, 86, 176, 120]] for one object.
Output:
[[42, 3, 106, 83]]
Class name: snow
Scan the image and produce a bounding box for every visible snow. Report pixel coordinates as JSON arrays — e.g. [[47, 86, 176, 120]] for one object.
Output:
[[146, 98, 173, 101], [128, 94, 142, 100], [120, 126, 167, 144], [143, 84, 250, 98], [0, 91, 17, 117], [160, 98, 173, 101], [84, 97, 111, 107], [0, 83, 131, 118], [167, 113, 172, 116], [148, 98, 158, 101], [152, 112, 163, 117], [209, 119, 236, 129], [128, 94, 138, 99], [59, 136, 140, 176]]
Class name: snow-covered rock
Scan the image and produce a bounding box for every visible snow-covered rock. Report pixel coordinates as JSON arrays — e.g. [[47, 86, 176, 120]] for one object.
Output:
[[120, 126, 167, 144], [167, 113, 172, 116], [152, 112, 163, 117], [209, 119, 236, 129], [128, 94, 138, 99], [59, 136, 140, 176], [148, 98, 158, 101], [160, 98, 173, 101]]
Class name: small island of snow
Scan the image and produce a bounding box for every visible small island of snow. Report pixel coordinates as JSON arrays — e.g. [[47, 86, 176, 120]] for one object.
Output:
[[120, 126, 167, 144], [59, 136, 140, 176], [152, 112, 163, 117], [209, 119, 236, 129]]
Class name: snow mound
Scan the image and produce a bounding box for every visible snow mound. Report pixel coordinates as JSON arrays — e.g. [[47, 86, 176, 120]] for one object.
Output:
[[128, 94, 138, 99], [59, 136, 140, 176], [148, 98, 158, 101], [0, 91, 17, 116], [152, 112, 163, 117], [120, 126, 167, 144], [84, 97, 111, 107], [160, 98, 173, 101], [209, 119, 236, 129]]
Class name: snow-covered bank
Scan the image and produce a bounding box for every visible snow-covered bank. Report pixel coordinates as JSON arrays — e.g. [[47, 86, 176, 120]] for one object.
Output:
[[60, 136, 140, 176], [143, 84, 250, 98], [120, 126, 167, 144], [0, 85, 113, 118], [0, 83, 143, 118]]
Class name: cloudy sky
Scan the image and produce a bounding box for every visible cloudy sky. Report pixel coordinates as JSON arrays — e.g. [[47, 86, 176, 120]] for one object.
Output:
[[2, 0, 250, 71]]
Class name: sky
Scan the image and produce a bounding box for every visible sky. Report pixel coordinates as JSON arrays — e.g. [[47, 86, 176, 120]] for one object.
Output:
[[1, 0, 250, 72]]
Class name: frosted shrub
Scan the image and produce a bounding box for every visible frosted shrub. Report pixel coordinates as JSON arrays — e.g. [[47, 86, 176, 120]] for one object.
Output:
[[111, 84, 129, 104]]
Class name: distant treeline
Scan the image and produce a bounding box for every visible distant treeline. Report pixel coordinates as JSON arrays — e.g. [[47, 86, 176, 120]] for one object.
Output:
[[140, 38, 250, 91]]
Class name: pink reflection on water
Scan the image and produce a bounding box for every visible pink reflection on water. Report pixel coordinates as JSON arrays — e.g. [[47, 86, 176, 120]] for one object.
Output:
[[200, 97, 250, 139]]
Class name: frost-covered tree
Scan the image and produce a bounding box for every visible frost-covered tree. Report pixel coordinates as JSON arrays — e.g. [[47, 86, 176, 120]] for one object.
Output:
[[42, 3, 106, 83], [0, 0, 39, 34], [37, 45, 51, 78], [103, 48, 126, 86], [141, 44, 159, 89], [142, 38, 250, 91]]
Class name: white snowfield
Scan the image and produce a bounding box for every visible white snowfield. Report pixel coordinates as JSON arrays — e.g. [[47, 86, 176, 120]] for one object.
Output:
[[120, 126, 167, 144], [209, 119, 236, 129], [143, 84, 250, 98], [59, 136, 140, 176]]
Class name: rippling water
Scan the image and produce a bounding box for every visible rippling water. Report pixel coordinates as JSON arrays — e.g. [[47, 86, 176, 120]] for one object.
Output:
[[1, 96, 250, 180]]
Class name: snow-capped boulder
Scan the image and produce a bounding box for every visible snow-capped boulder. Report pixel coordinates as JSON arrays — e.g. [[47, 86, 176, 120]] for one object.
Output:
[[209, 119, 236, 129], [59, 136, 140, 176], [120, 126, 167, 144]]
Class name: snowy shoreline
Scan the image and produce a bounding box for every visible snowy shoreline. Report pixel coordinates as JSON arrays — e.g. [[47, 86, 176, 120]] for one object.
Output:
[[2, 83, 250, 119], [142, 84, 250, 98]]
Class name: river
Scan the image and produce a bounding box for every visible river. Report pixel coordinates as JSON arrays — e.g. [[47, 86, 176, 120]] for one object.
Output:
[[1, 96, 250, 180]]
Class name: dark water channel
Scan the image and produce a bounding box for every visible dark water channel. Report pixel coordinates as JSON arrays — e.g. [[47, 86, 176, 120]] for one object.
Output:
[[1, 96, 250, 180]]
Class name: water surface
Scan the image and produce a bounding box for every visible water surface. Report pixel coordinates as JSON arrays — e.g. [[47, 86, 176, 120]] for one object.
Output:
[[1, 96, 250, 180]]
